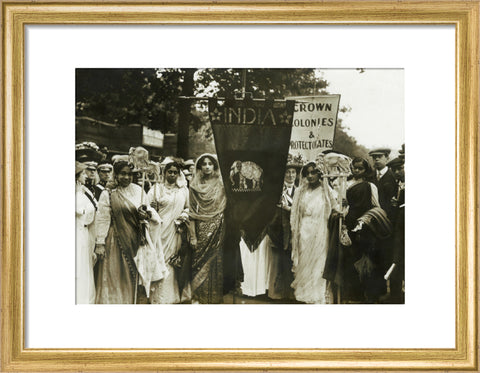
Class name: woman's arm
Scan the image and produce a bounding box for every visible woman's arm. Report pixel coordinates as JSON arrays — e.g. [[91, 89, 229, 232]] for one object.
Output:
[[94, 190, 111, 259], [95, 190, 111, 245], [188, 219, 197, 248], [178, 188, 190, 222], [370, 183, 380, 207]]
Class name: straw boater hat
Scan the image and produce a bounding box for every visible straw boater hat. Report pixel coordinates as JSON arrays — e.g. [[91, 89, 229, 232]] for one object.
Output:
[[83, 161, 98, 171], [183, 159, 195, 168], [97, 163, 113, 172]]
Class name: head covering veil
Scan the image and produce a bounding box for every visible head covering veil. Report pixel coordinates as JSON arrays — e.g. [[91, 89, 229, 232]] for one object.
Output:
[[163, 161, 187, 188], [189, 153, 226, 221], [289, 161, 338, 271]]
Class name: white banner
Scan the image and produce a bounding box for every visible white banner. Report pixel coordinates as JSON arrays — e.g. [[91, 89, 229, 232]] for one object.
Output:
[[289, 95, 341, 162]]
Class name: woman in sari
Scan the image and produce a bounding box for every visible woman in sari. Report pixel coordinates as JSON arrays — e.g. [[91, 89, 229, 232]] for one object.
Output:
[[75, 161, 97, 304], [342, 157, 386, 303], [94, 160, 165, 304], [290, 162, 337, 304], [148, 161, 190, 304], [188, 154, 227, 304]]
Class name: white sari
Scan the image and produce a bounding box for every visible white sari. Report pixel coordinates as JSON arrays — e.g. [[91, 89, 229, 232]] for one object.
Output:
[[290, 181, 336, 304]]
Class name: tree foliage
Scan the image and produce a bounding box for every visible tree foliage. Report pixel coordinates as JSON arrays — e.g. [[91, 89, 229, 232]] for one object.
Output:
[[76, 68, 367, 158]]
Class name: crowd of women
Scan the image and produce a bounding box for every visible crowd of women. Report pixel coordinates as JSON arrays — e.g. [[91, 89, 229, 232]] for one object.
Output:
[[75, 145, 405, 305]]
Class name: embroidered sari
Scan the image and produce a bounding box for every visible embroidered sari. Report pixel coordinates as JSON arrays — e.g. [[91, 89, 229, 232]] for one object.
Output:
[[95, 184, 165, 304], [189, 154, 226, 304]]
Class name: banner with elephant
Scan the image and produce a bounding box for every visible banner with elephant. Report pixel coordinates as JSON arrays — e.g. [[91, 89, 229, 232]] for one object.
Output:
[[209, 97, 295, 248]]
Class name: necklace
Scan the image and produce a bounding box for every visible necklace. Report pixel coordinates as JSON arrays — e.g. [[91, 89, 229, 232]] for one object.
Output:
[[163, 183, 177, 195]]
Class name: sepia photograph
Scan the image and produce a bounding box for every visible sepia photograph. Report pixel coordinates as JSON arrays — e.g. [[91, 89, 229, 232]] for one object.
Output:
[[75, 68, 405, 305], [3, 1, 476, 369]]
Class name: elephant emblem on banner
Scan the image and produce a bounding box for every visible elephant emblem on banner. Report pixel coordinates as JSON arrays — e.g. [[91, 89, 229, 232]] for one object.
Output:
[[230, 160, 263, 192]]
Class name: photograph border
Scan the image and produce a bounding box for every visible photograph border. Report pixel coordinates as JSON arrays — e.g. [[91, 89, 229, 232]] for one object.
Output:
[[2, 1, 478, 370]]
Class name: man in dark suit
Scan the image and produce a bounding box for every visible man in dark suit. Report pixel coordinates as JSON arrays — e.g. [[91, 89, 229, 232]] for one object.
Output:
[[369, 148, 398, 220], [369, 148, 398, 302], [385, 156, 405, 303], [266, 161, 300, 301]]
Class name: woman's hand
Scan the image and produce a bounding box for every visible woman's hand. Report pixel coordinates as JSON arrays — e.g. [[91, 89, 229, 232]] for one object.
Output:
[[189, 236, 198, 249], [95, 244, 106, 260], [391, 196, 398, 207], [138, 205, 151, 220], [281, 204, 291, 211], [150, 201, 160, 211]]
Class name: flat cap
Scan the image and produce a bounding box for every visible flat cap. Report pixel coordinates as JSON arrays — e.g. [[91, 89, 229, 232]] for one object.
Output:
[[368, 148, 391, 157], [387, 157, 404, 169]]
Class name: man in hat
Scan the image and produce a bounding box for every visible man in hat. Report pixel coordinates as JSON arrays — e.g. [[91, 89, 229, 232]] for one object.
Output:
[[94, 163, 113, 200], [183, 159, 195, 174], [384, 156, 405, 303], [83, 161, 98, 197], [265, 156, 302, 300], [368, 148, 399, 303], [369, 148, 397, 220], [182, 159, 195, 187], [398, 143, 405, 161]]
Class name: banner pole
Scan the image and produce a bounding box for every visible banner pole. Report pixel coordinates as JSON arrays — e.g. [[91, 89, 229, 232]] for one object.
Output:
[[241, 69, 247, 99]]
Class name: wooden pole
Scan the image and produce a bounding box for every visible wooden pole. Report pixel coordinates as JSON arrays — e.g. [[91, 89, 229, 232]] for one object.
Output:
[[140, 170, 146, 205], [134, 272, 139, 304], [177, 69, 195, 159]]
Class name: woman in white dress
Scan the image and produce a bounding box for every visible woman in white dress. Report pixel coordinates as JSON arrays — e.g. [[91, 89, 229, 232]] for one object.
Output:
[[148, 161, 190, 303], [290, 161, 337, 304], [75, 161, 97, 304]]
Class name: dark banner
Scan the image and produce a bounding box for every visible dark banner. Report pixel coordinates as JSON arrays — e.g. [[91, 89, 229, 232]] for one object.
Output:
[[209, 97, 294, 248]]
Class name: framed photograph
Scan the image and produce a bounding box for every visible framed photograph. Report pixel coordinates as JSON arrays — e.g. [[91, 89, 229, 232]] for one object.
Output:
[[2, 1, 478, 371]]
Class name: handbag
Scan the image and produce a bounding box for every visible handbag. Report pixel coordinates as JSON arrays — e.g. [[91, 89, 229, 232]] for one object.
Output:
[[340, 224, 352, 246]]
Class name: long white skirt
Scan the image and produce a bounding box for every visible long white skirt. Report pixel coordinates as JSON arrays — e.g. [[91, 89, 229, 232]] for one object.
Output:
[[240, 236, 269, 297]]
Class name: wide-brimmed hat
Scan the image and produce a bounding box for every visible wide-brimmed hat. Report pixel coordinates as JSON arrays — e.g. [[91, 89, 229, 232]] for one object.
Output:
[[286, 154, 304, 170], [75, 142, 103, 163]]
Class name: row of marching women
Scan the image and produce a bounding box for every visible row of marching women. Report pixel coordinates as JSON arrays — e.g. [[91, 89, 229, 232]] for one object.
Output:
[[75, 142, 229, 304], [240, 145, 405, 304], [75, 141, 405, 304]]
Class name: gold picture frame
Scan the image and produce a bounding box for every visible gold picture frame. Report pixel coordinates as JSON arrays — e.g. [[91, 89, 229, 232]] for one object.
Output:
[[2, 1, 478, 371]]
